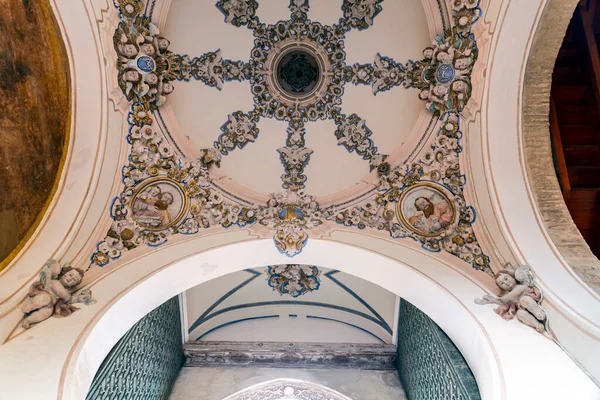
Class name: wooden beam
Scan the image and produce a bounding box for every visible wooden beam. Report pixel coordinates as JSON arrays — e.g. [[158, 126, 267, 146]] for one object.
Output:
[[579, 4, 600, 129], [183, 341, 397, 370]]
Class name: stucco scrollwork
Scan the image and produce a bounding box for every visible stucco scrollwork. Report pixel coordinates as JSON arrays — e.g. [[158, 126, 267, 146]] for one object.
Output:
[[266, 264, 321, 297], [329, 114, 491, 274]]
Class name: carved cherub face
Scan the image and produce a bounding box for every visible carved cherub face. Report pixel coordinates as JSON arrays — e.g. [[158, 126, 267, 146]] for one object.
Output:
[[418, 89, 430, 100], [423, 47, 434, 59], [140, 43, 155, 56], [496, 273, 516, 292], [122, 44, 138, 58], [145, 73, 159, 85], [158, 37, 170, 51], [162, 83, 174, 94], [436, 51, 451, 64], [451, 80, 467, 92], [454, 57, 471, 70], [433, 85, 448, 96], [125, 70, 140, 82], [60, 269, 83, 288]]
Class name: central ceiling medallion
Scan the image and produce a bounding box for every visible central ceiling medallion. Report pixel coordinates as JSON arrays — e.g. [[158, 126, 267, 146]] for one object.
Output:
[[278, 49, 319, 95], [266, 40, 331, 109], [273, 44, 327, 106]]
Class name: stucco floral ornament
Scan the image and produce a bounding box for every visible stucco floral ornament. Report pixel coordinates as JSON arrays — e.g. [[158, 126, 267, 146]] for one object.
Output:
[[21, 259, 95, 329], [114, 0, 183, 109], [257, 191, 323, 257], [216, 0, 259, 28], [340, 0, 384, 30], [267, 264, 321, 297], [328, 113, 491, 274], [475, 264, 547, 332], [414, 28, 478, 116]]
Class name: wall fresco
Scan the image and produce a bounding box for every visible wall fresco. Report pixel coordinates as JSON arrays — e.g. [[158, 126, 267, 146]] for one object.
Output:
[[0, 0, 70, 267]]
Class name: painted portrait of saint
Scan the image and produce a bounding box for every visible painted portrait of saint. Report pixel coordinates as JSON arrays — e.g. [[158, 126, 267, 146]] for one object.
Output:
[[398, 183, 456, 236], [130, 179, 187, 230]]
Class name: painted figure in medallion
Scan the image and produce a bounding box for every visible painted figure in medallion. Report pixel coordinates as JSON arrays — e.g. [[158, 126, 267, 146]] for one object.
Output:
[[21, 259, 95, 329], [475, 265, 546, 332], [400, 184, 456, 236], [131, 180, 186, 230]]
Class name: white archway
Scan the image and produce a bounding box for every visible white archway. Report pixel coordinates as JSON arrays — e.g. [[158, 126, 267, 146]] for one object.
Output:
[[481, 0, 600, 382], [50, 238, 599, 400]]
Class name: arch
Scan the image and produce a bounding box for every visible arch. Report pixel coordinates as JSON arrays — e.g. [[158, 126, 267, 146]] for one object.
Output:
[[222, 378, 352, 400], [482, 0, 600, 382], [50, 238, 599, 400], [522, 0, 600, 294]]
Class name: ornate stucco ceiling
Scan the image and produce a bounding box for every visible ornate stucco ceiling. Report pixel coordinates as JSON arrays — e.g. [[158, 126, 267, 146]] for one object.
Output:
[[94, 0, 486, 274], [161, 0, 431, 197]]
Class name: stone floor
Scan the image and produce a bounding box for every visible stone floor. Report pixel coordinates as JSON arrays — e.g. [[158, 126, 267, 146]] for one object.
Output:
[[169, 367, 407, 400]]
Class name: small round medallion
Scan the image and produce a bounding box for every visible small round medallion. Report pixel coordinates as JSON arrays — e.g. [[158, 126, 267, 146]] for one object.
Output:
[[136, 55, 156, 73], [397, 182, 456, 237], [130, 178, 188, 231], [276, 49, 320, 95], [435, 64, 455, 84]]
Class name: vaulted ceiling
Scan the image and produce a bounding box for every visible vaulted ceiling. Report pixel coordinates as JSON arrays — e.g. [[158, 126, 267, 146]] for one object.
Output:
[[95, 0, 487, 275]]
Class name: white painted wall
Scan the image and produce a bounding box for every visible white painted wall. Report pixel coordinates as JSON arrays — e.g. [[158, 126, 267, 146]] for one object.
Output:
[[197, 314, 383, 344], [1, 237, 597, 400], [480, 0, 600, 383], [185, 267, 397, 343]]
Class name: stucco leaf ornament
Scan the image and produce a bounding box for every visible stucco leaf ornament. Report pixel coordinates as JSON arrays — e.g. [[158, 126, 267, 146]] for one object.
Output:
[[341, 0, 384, 30], [475, 265, 547, 333], [257, 191, 323, 257], [267, 264, 321, 297], [214, 111, 260, 155], [216, 0, 259, 27]]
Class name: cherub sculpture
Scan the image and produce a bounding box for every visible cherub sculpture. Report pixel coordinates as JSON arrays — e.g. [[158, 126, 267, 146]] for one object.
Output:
[[475, 265, 546, 332], [21, 259, 95, 329]]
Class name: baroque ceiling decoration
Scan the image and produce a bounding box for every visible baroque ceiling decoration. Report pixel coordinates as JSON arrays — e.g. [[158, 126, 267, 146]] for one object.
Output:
[[92, 0, 492, 276], [266, 264, 321, 297]]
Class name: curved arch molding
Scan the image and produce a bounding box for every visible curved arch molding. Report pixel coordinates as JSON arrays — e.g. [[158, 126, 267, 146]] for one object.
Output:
[[0, 238, 595, 399]]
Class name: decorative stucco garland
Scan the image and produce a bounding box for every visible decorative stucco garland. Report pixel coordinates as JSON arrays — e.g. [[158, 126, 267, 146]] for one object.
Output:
[[113, 0, 480, 190], [328, 113, 490, 273], [93, 0, 490, 274], [266, 264, 321, 298]]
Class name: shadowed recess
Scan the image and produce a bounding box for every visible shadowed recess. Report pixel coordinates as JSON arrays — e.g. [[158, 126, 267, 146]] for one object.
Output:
[[0, 0, 70, 269]]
